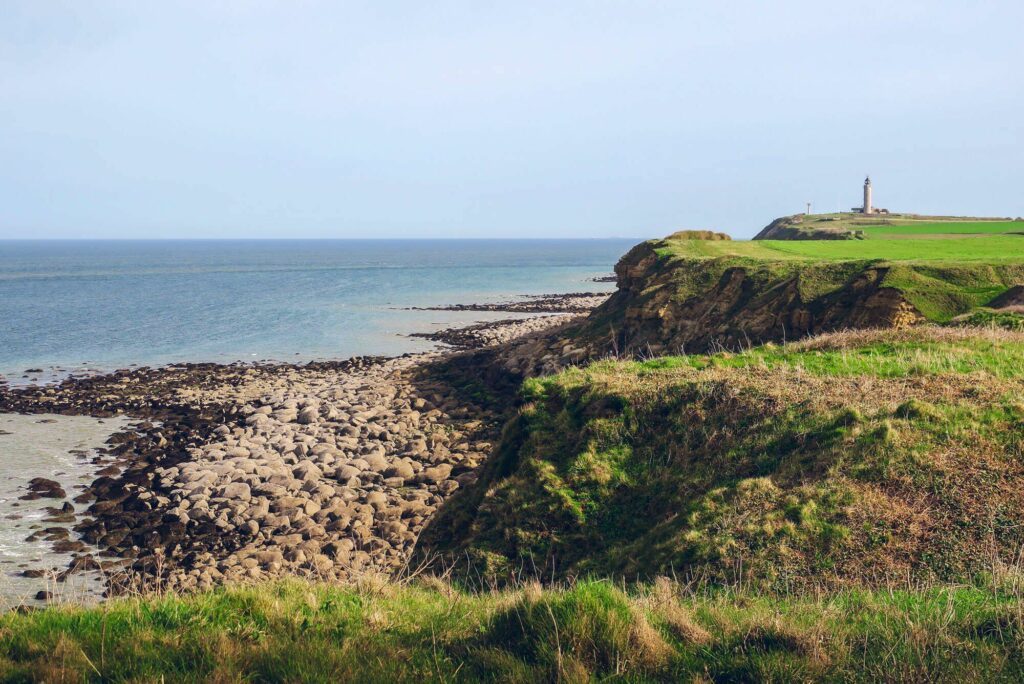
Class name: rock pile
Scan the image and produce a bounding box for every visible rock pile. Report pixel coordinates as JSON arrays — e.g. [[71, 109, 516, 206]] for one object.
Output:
[[20, 477, 67, 500], [148, 355, 496, 592]]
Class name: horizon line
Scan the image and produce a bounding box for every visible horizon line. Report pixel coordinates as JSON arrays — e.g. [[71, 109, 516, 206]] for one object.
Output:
[[0, 236, 650, 242]]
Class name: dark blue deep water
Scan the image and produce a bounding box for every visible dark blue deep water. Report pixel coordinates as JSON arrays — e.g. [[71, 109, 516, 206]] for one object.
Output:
[[0, 239, 636, 380]]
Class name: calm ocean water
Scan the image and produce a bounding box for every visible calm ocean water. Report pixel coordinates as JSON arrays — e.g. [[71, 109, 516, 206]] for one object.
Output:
[[0, 239, 635, 381]]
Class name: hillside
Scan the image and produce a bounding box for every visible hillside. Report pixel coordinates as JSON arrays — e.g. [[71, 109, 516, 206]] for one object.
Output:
[[419, 326, 1024, 588], [754, 213, 1022, 241]]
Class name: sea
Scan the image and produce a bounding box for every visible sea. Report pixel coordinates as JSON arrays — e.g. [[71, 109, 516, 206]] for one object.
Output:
[[0, 239, 636, 383]]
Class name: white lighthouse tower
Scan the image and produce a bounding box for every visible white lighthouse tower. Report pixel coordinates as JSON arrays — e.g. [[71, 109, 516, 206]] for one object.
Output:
[[862, 176, 873, 215]]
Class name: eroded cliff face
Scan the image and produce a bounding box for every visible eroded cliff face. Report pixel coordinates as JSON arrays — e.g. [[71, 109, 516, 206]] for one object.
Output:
[[597, 241, 922, 355]]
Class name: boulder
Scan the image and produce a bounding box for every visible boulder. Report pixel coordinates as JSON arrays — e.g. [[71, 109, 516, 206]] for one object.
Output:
[[384, 461, 415, 480], [296, 407, 319, 424], [292, 460, 323, 482], [218, 482, 252, 501], [420, 464, 453, 484]]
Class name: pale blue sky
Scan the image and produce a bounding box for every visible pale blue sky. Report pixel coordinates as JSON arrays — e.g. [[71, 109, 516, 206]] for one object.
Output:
[[1, 1, 1021, 239]]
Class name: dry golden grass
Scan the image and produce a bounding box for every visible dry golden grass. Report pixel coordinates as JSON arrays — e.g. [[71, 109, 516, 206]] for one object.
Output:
[[787, 324, 1024, 350]]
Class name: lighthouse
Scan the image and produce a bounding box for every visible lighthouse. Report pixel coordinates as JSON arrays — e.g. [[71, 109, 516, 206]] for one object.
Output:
[[863, 176, 873, 215]]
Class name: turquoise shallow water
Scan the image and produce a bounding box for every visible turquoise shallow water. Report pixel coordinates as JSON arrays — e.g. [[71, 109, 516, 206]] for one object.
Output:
[[0, 239, 635, 380]]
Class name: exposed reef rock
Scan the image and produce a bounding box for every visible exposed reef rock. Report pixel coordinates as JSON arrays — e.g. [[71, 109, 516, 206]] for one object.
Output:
[[0, 357, 506, 593], [411, 315, 580, 349], [412, 292, 608, 314], [0, 313, 589, 595]]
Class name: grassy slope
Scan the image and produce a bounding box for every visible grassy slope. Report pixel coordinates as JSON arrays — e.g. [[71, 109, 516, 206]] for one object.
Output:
[[420, 327, 1024, 589], [5, 577, 1024, 682]]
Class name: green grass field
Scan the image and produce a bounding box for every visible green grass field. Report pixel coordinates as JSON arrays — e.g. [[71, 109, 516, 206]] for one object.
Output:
[[657, 234, 1024, 263], [634, 330, 1024, 378], [859, 220, 1024, 238], [756, 213, 1024, 242]]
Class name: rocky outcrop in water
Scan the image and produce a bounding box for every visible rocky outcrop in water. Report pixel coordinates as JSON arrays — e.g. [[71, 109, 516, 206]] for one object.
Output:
[[412, 292, 609, 314], [411, 315, 580, 349]]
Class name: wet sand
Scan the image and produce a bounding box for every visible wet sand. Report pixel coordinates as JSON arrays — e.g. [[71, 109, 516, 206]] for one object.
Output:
[[0, 413, 131, 607]]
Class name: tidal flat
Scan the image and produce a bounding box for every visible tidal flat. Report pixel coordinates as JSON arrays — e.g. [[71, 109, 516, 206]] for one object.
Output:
[[0, 413, 131, 607]]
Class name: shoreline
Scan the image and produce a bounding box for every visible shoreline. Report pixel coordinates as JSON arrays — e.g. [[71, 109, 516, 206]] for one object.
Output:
[[0, 413, 134, 606], [0, 293, 605, 601], [0, 291, 613, 389]]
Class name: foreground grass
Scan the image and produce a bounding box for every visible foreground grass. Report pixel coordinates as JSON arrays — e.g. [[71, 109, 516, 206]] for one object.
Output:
[[4, 576, 1024, 682]]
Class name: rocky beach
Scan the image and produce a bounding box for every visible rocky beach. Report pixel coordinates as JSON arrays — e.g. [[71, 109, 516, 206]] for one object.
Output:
[[0, 292, 609, 601]]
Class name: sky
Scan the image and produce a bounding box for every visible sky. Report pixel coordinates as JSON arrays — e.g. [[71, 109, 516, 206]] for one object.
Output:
[[1, 1, 1022, 240]]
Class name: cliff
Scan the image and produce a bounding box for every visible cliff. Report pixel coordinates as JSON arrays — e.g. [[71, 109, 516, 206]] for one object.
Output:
[[501, 233, 1024, 371]]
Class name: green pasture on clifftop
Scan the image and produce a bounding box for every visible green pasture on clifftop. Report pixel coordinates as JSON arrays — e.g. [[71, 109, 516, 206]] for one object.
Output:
[[858, 220, 1023, 238], [657, 234, 1024, 263], [753, 213, 1024, 242]]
